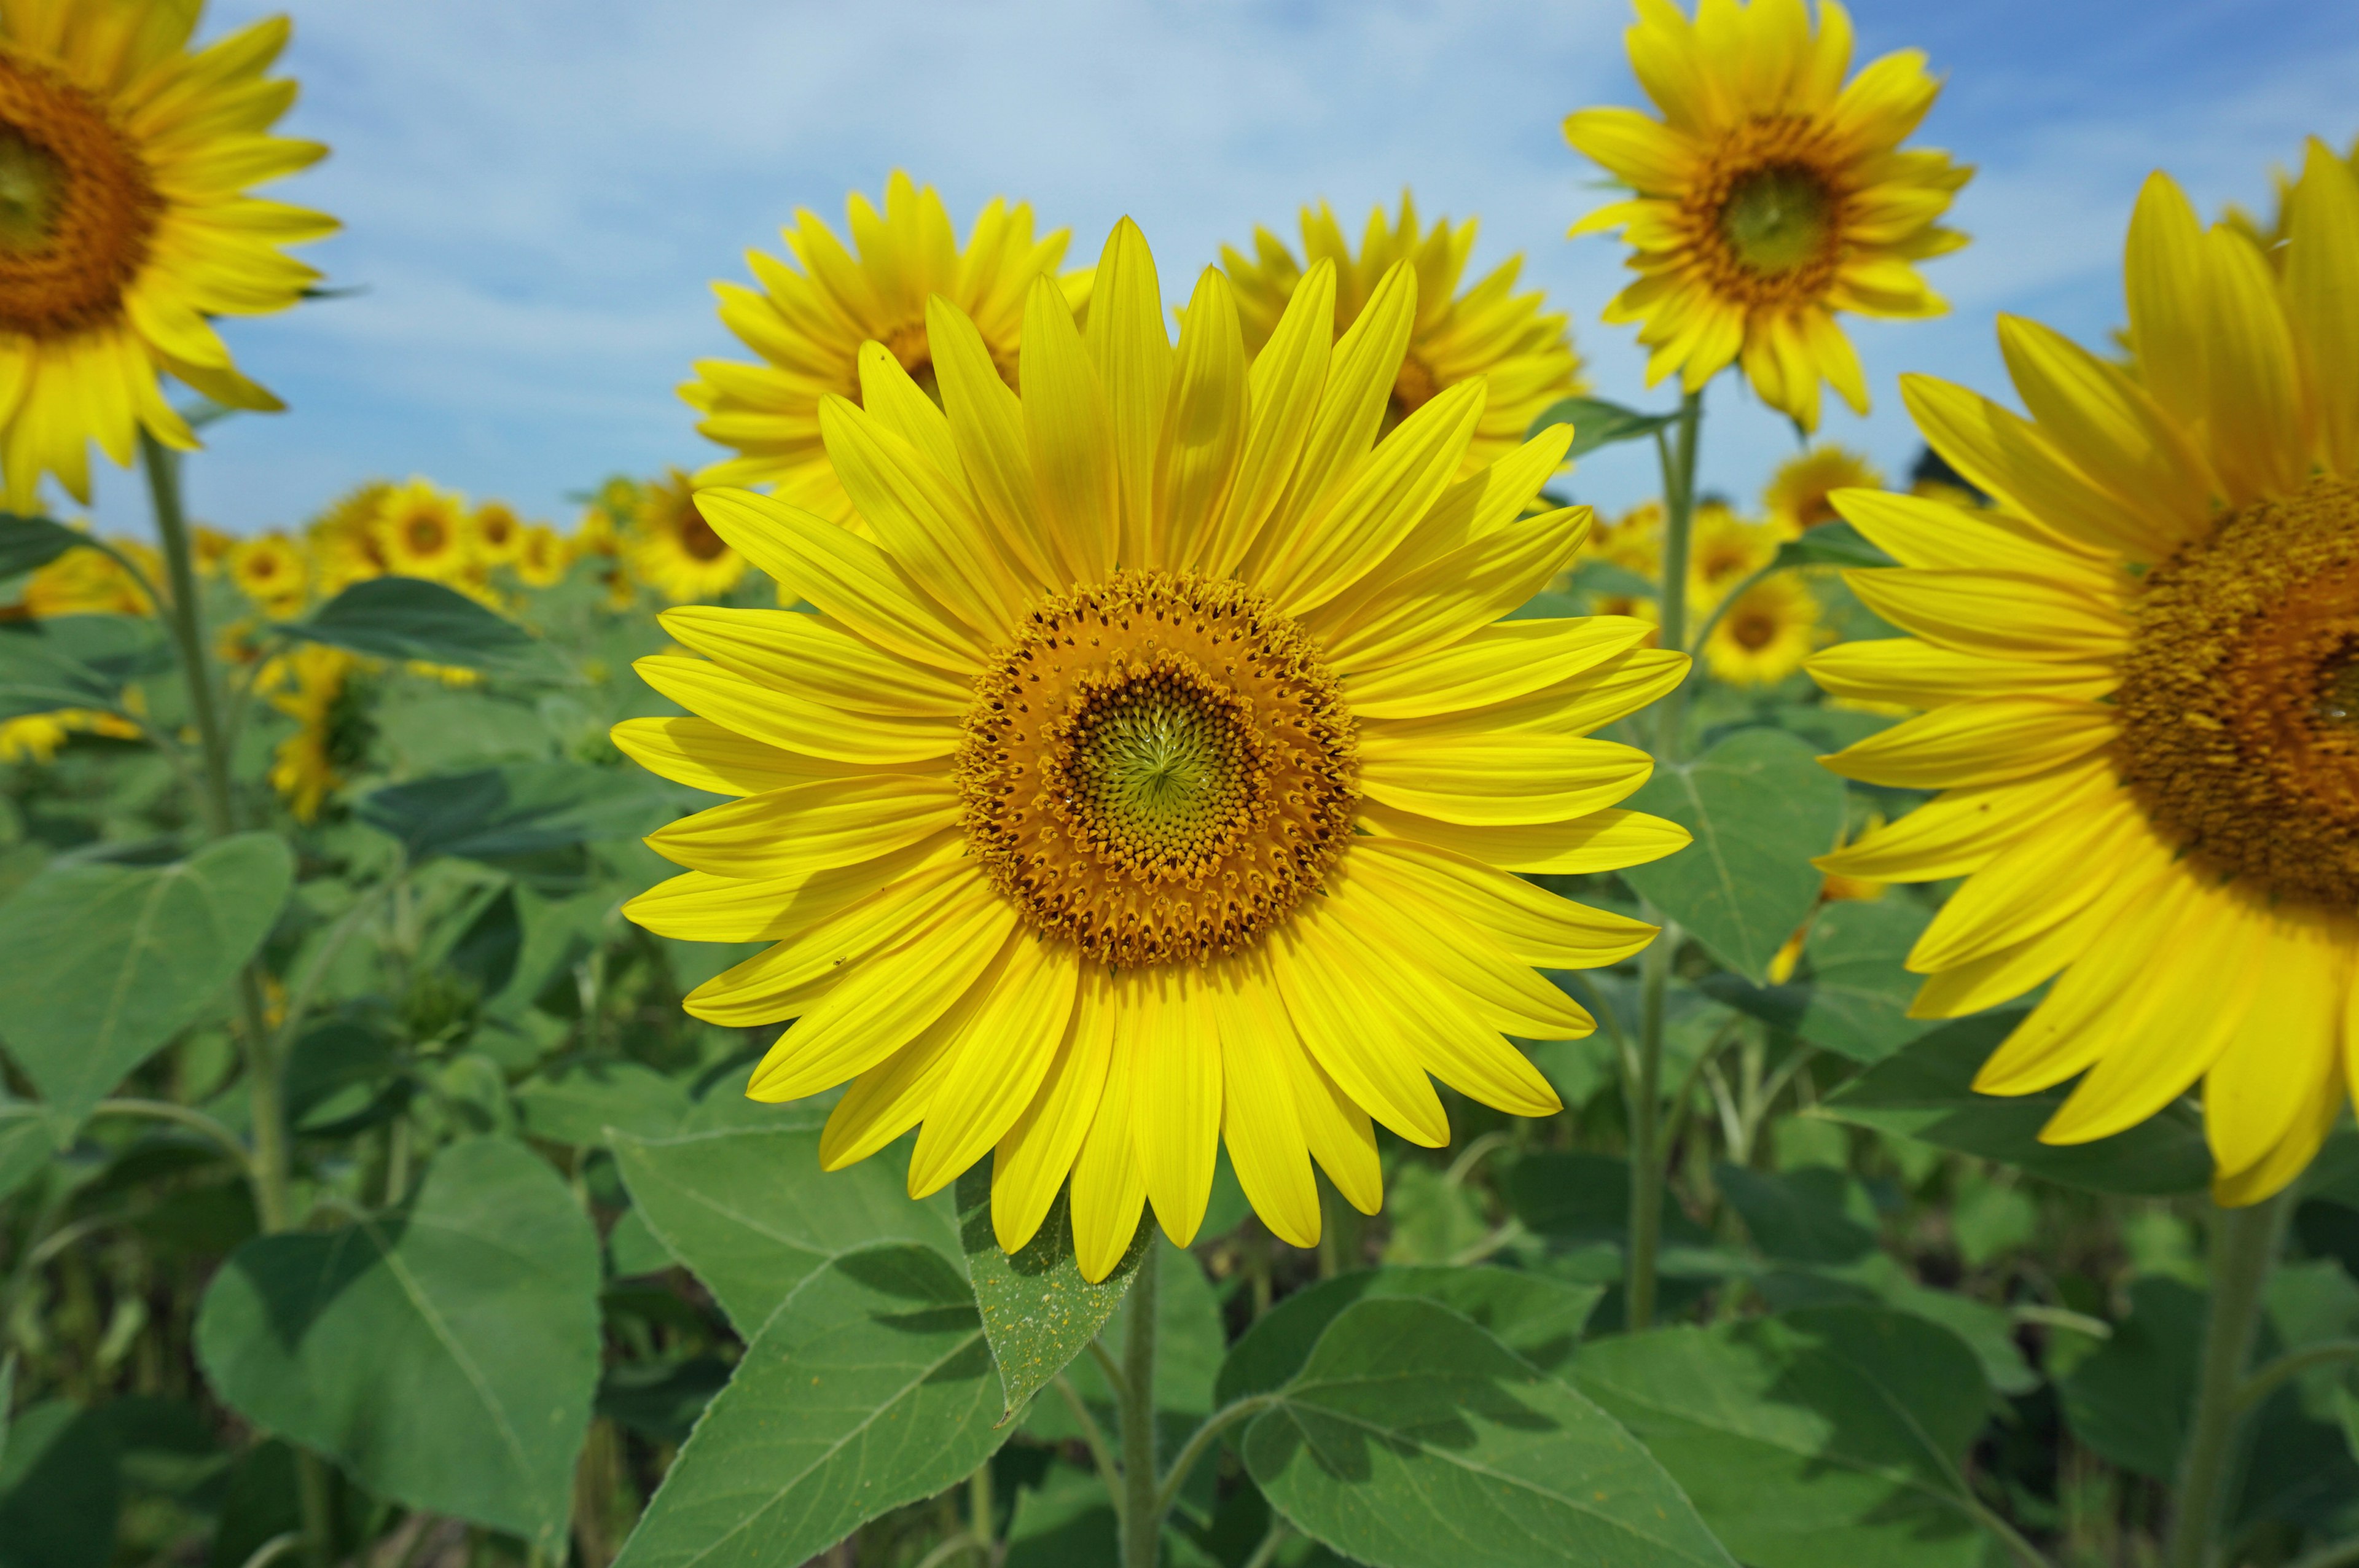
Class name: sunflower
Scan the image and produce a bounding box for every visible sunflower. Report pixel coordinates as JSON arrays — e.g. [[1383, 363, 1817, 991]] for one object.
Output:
[[1222, 193, 1584, 476], [2223, 133, 2356, 259], [1807, 150, 2359, 1204], [1564, 0, 1970, 431], [630, 466, 745, 603], [1575, 500, 1665, 629], [191, 523, 232, 577], [616, 224, 1691, 1277], [0, 1, 335, 510], [305, 480, 391, 595], [0, 704, 130, 762], [1687, 500, 1778, 607], [227, 530, 304, 613], [268, 641, 359, 822], [1764, 443, 1880, 534], [681, 171, 1073, 526], [467, 500, 525, 564], [573, 492, 636, 610], [1702, 570, 1817, 686], [372, 478, 467, 580], [17, 529, 154, 614], [514, 523, 567, 588]]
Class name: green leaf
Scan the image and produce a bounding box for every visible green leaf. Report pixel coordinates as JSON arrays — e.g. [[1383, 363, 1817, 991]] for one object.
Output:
[[1508, 1151, 1715, 1254], [1770, 520, 1892, 570], [0, 1097, 50, 1202], [1817, 1012, 2214, 1195], [195, 1137, 601, 1552], [955, 1164, 1146, 1421], [1569, 558, 1659, 600], [1243, 1298, 1734, 1568], [1716, 1165, 1877, 1266], [2057, 1277, 2199, 1480], [0, 1402, 119, 1568], [612, 1244, 1009, 1568], [1573, 1305, 1994, 1568], [0, 615, 171, 722], [0, 514, 85, 579], [284, 575, 570, 681], [0, 834, 292, 1131], [1701, 898, 1934, 1063], [1217, 1265, 1602, 1409], [1527, 396, 1679, 459], [517, 1058, 690, 1147], [359, 762, 673, 864], [1621, 727, 1847, 981], [596, 1357, 732, 1446], [608, 1125, 961, 1335]]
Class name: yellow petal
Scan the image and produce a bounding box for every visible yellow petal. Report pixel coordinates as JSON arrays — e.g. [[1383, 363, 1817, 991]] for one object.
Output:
[[1995, 313, 2211, 547], [1359, 800, 1692, 876], [1208, 960, 1320, 1248], [646, 772, 961, 879], [2122, 172, 2210, 426], [928, 294, 1060, 594], [689, 860, 984, 1025], [1132, 967, 1222, 1245], [1251, 259, 1415, 557], [1358, 733, 1653, 825], [1154, 267, 1248, 568], [1269, 916, 1449, 1147], [657, 607, 972, 717], [635, 654, 958, 765], [818, 394, 1024, 640], [1840, 568, 2126, 662], [1070, 975, 1150, 1281], [1820, 696, 2114, 789], [629, 833, 962, 946], [907, 937, 1082, 1197], [1020, 273, 1119, 585], [1815, 755, 2116, 883], [992, 965, 1117, 1254], [1200, 260, 1335, 578], [1804, 637, 2115, 708], [2203, 916, 2349, 1183], [1082, 217, 1173, 567], [610, 716, 864, 797], [1907, 795, 2153, 972], [1348, 838, 1659, 969], [2287, 139, 2359, 478]]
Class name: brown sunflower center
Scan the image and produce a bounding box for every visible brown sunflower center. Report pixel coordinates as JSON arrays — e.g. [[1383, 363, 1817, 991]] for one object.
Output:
[[1683, 120, 1847, 308], [1731, 607, 1778, 650], [1388, 351, 1440, 429], [957, 570, 1359, 966], [2117, 476, 2359, 908], [0, 51, 158, 337], [405, 514, 447, 553]]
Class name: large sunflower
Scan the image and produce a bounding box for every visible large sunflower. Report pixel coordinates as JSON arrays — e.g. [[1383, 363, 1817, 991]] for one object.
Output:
[[0, 0, 335, 510], [1222, 193, 1584, 476], [680, 172, 1072, 526], [1563, 0, 1970, 431], [617, 223, 1691, 1276], [1808, 150, 2359, 1204], [629, 466, 745, 603]]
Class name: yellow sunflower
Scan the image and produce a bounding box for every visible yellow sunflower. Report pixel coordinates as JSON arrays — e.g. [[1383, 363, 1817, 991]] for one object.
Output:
[[1764, 443, 1880, 534], [0, 704, 130, 761], [1808, 149, 2359, 1204], [1564, 0, 1971, 430], [16, 528, 153, 614], [227, 529, 303, 612], [0, 0, 335, 510], [305, 480, 390, 595], [2223, 133, 2356, 259], [514, 523, 566, 588], [268, 641, 354, 822], [1222, 193, 1585, 476], [372, 478, 467, 580], [1702, 569, 1818, 686], [630, 466, 745, 603], [467, 499, 525, 564], [1687, 500, 1778, 607], [573, 488, 636, 610], [681, 171, 1073, 525], [616, 223, 1692, 1277], [190, 523, 231, 577]]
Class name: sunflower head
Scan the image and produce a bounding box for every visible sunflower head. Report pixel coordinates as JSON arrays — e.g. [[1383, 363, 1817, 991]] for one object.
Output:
[[1686, 501, 1779, 605], [1764, 443, 1881, 534], [681, 171, 1074, 523], [269, 643, 366, 823], [467, 501, 526, 564], [1703, 571, 1818, 686], [1565, 0, 1971, 430], [514, 523, 568, 588], [228, 531, 307, 614], [0, 3, 335, 509], [372, 478, 468, 580], [630, 467, 745, 603], [1223, 192, 1584, 475], [305, 480, 391, 593], [20, 529, 154, 615], [617, 219, 1692, 1277]]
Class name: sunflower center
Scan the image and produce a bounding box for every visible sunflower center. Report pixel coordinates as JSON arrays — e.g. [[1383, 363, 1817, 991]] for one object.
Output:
[[1683, 120, 1847, 308], [0, 51, 159, 337], [1719, 165, 1833, 276], [1731, 608, 1778, 650], [879, 319, 941, 405], [958, 570, 1359, 966], [2117, 476, 2359, 908], [678, 509, 728, 561], [406, 516, 446, 553]]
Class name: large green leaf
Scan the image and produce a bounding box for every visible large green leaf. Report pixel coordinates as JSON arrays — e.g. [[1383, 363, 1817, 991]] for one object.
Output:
[[1025, 1241, 1226, 1458], [1507, 1151, 1715, 1254], [612, 1244, 1009, 1568], [0, 615, 170, 722], [0, 834, 291, 1130], [1525, 396, 1678, 458], [1715, 1165, 1876, 1266], [195, 1137, 601, 1552], [1573, 1305, 1993, 1568], [284, 575, 570, 681], [0, 514, 85, 579], [955, 1164, 1147, 1421], [1242, 1298, 1734, 1568], [359, 762, 672, 864], [1816, 1013, 2213, 1195], [0, 1402, 119, 1568], [1701, 898, 1934, 1063], [1621, 727, 1846, 981], [608, 1125, 960, 1335], [0, 1096, 50, 1202], [2057, 1277, 2199, 1481], [517, 1058, 690, 1147], [1216, 1265, 1602, 1408]]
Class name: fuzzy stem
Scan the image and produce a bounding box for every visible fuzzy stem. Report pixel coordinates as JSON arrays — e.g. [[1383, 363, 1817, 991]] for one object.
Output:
[[1119, 1239, 1162, 1568], [2164, 1193, 2290, 1568], [1625, 918, 1678, 1330]]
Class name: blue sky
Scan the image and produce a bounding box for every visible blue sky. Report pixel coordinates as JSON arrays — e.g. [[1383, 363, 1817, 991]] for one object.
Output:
[[77, 0, 2359, 537]]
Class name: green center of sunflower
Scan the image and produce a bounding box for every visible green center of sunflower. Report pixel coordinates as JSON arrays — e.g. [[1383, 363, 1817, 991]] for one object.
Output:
[[1719, 165, 1834, 277], [0, 125, 63, 249], [2117, 475, 2359, 908], [1063, 655, 1265, 873], [0, 52, 158, 337]]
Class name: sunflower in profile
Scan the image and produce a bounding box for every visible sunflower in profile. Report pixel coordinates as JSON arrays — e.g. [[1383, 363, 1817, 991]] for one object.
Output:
[[1223, 193, 1584, 475], [630, 467, 745, 603], [15, 529, 155, 615], [0, 2, 335, 510], [229, 532, 306, 614], [681, 172, 1073, 525], [467, 501, 526, 565], [269, 642, 361, 822], [1809, 149, 2359, 1204], [1702, 571, 1817, 686], [306, 481, 391, 595], [1564, 0, 1970, 431], [372, 478, 467, 580], [1765, 443, 1881, 534], [514, 524, 568, 588], [617, 223, 1691, 1276]]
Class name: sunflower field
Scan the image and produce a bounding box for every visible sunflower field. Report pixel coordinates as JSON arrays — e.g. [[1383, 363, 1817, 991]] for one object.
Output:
[[5, 2, 2359, 1567]]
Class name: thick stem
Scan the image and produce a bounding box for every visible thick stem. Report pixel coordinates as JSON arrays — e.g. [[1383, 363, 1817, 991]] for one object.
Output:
[[140, 432, 235, 835], [2164, 1194, 2290, 1568], [1119, 1239, 1162, 1568], [967, 1459, 995, 1561], [1625, 919, 1679, 1330], [1651, 389, 1705, 761]]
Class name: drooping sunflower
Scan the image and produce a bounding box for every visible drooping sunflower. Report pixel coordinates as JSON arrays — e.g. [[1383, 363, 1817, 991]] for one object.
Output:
[[1564, 0, 1970, 431], [467, 499, 525, 565], [372, 478, 467, 580], [0, 1, 335, 510], [1222, 193, 1584, 476], [1808, 150, 2359, 1204], [617, 224, 1692, 1276], [1702, 570, 1818, 686], [629, 467, 745, 603], [681, 172, 1073, 525], [1764, 443, 1880, 534], [227, 530, 305, 613]]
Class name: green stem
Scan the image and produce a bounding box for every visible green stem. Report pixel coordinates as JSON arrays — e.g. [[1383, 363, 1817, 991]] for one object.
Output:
[[2235, 1338, 2359, 1414], [1651, 389, 1704, 760], [2164, 1194, 2291, 1568], [139, 432, 234, 835], [1119, 1238, 1162, 1568], [1625, 918, 1679, 1331], [1240, 1519, 1293, 1568], [967, 1459, 995, 1561], [1154, 1395, 1277, 1519], [91, 1098, 251, 1175], [1053, 1371, 1125, 1531]]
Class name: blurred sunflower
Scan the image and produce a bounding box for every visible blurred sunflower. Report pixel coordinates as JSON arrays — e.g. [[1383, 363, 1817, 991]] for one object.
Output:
[[1764, 443, 1880, 534], [617, 223, 1691, 1277], [681, 171, 1073, 525], [0, 1, 336, 510], [467, 500, 526, 565], [1687, 501, 1778, 606], [17, 531, 154, 614], [372, 478, 467, 580], [227, 531, 304, 613], [306, 480, 391, 594], [2222, 133, 2357, 259], [630, 467, 745, 603], [191, 524, 232, 577], [1809, 150, 2359, 1204], [1579, 500, 1665, 630], [1564, 0, 1970, 429], [268, 641, 359, 822], [514, 523, 567, 588], [0, 705, 133, 762], [1702, 571, 1817, 686], [1223, 193, 1584, 475], [1766, 812, 1885, 983]]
